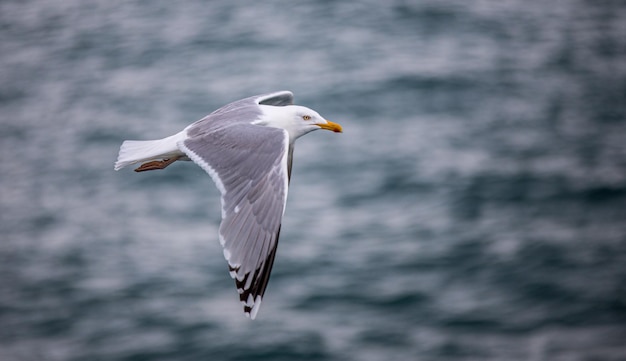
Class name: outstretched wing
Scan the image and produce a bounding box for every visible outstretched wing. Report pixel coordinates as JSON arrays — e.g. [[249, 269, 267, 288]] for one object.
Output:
[[178, 123, 289, 319], [256, 91, 294, 106], [184, 91, 294, 137]]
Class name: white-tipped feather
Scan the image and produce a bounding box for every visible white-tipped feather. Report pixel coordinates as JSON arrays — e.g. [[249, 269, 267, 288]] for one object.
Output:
[[114, 131, 188, 170], [249, 296, 262, 320]]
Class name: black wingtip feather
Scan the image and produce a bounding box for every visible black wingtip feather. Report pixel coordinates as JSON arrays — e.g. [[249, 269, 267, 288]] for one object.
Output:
[[230, 226, 281, 319]]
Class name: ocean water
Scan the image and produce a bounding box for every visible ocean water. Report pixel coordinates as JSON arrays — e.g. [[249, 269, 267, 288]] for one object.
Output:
[[1, 1, 626, 360]]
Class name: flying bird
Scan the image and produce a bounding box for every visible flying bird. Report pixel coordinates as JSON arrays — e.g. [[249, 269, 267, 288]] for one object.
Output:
[[114, 91, 342, 319]]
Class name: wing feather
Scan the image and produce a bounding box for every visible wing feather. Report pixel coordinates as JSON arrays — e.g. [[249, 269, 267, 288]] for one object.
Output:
[[178, 123, 289, 319]]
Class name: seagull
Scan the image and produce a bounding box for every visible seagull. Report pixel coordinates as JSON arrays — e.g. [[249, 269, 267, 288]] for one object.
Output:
[[114, 91, 342, 319]]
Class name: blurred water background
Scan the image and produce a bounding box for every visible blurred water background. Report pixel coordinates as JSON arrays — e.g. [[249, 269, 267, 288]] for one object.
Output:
[[1, 1, 626, 360]]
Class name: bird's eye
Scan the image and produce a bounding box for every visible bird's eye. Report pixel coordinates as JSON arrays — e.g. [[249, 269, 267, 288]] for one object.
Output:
[[302, 115, 311, 121]]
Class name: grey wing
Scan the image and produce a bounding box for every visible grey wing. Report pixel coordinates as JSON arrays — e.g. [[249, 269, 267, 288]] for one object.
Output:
[[185, 91, 294, 138], [178, 124, 290, 319], [255, 91, 294, 106]]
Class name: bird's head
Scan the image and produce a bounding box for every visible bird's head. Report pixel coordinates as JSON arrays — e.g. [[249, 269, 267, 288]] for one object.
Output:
[[259, 105, 342, 140]]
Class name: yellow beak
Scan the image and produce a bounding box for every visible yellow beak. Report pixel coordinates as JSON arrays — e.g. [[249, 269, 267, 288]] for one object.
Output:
[[318, 120, 343, 133]]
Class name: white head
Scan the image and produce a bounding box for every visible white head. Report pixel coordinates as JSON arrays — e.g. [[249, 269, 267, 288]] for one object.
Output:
[[258, 104, 342, 141]]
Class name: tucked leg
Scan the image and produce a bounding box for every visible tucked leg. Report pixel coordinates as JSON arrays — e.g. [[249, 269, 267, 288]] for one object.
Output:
[[134, 156, 180, 172]]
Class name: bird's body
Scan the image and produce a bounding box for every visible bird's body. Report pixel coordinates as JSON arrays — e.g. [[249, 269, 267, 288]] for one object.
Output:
[[115, 91, 342, 319]]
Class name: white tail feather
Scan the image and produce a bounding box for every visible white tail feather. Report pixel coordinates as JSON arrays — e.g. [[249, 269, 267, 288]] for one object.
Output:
[[114, 130, 188, 170]]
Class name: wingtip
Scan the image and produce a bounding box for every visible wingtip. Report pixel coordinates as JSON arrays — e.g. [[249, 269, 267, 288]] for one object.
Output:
[[243, 296, 262, 320]]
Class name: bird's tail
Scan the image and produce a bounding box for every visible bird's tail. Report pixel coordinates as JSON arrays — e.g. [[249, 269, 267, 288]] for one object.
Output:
[[114, 131, 187, 171]]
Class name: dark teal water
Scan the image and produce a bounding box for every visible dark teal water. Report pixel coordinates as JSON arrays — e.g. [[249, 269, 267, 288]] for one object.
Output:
[[2, 1, 626, 360]]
